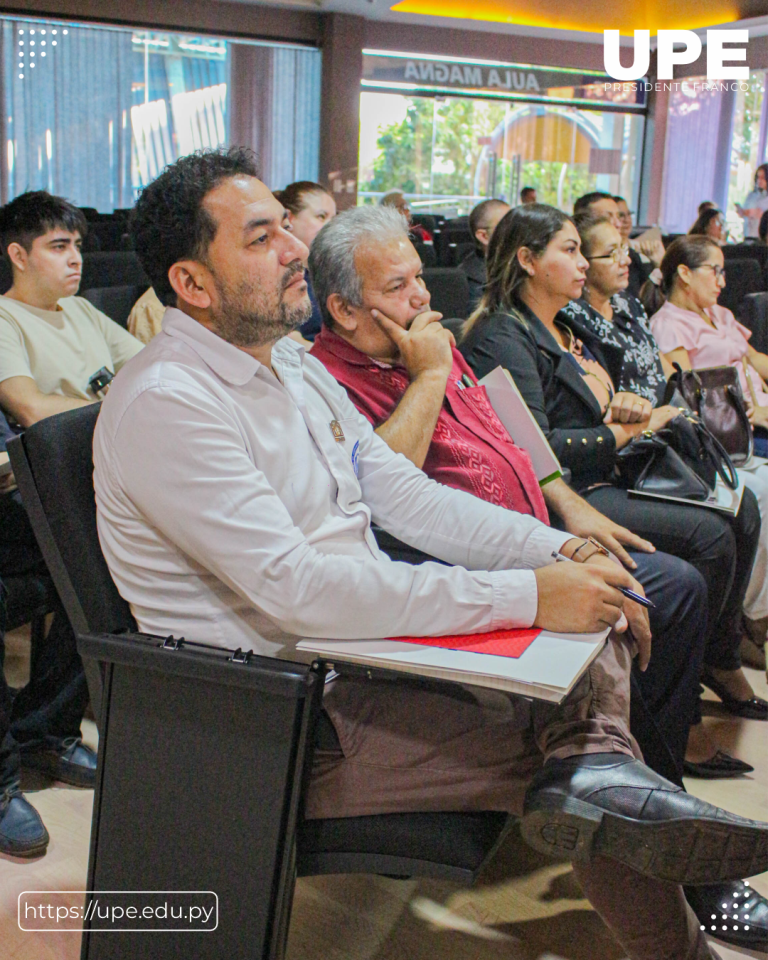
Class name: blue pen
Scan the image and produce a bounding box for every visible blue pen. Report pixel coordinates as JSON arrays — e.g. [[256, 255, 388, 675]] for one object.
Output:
[[552, 551, 655, 608]]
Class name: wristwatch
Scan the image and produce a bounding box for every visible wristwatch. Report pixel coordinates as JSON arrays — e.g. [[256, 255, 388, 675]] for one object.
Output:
[[572, 536, 610, 563]]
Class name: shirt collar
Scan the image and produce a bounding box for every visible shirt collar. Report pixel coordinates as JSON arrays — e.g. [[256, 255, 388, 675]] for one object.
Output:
[[161, 307, 305, 386], [313, 324, 397, 370]]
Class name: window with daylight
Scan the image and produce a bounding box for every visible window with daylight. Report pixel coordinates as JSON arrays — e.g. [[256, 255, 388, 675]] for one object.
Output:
[[0, 16, 322, 211]]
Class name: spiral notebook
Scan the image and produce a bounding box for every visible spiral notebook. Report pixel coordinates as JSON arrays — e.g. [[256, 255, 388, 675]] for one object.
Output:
[[297, 627, 609, 703]]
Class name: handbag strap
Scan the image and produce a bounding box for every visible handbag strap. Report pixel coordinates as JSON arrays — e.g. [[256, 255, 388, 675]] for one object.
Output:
[[690, 415, 739, 489]]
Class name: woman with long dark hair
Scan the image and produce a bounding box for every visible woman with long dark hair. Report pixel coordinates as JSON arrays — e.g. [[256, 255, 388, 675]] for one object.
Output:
[[461, 204, 765, 756], [688, 207, 727, 246]]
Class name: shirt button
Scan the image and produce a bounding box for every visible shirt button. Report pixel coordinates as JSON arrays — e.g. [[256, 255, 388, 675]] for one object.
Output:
[[566, 438, 572, 445], [597, 436, 604, 443], [582, 438, 588, 445]]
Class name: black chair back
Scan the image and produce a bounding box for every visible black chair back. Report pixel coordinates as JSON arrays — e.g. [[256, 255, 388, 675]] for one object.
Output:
[[423, 267, 471, 320], [412, 239, 437, 267], [82, 284, 148, 329], [721, 258, 764, 318], [740, 292, 768, 355], [411, 213, 436, 235], [7, 405, 135, 717], [723, 242, 768, 285], [80, 251, 149, 291]]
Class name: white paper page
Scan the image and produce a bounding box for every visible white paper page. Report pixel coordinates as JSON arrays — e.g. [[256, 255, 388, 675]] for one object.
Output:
[[298, 629, 607, 692], [479, 366, 561, 483]]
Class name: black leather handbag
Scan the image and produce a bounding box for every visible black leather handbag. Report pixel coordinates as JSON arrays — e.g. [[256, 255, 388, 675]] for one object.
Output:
[[663, 364, 753, 466], [615, 414, 738, 500]]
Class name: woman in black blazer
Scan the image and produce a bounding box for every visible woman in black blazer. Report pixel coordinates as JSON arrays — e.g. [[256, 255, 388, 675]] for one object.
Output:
[[461, 203, 765, 739]]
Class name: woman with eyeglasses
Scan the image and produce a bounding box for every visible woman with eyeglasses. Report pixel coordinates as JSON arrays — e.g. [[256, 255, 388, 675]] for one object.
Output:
[[461, 204, 765, 782], [558, 212, 670, 407], [647, 236, 768, 454]]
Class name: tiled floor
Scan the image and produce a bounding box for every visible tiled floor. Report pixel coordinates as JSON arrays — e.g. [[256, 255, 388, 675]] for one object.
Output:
[[1, 625, 766, 960]]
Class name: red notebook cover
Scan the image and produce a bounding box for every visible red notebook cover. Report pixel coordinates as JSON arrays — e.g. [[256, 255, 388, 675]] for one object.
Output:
[[389, 628, 541, 659]]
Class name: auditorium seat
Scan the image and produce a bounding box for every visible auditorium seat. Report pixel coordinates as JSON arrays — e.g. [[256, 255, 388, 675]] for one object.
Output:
[[720, 258, 765, 319], [82, 284, 148, 329], [80, 252, 149, 291], [423, 267, 471, 319], [740, 292, 768, 355], [723, 242, 768, 286], [412, 239, 437, 267]]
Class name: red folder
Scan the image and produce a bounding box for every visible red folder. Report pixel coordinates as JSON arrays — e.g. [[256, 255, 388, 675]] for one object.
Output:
[[389, 628, 541, 659]]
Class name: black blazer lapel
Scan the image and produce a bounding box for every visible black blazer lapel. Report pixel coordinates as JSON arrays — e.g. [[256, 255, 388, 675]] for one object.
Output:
[[525, 309, 605, 423]]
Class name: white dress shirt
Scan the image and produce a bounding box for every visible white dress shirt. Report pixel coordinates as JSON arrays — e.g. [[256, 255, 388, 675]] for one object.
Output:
[[94, 308, 571, 658]]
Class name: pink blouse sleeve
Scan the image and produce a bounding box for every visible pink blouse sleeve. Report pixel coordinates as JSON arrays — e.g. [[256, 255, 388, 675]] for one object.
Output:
[[650, 306, 701, 354]]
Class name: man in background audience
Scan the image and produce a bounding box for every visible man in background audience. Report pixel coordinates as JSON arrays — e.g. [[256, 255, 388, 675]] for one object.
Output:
[[520, 186, 537, 204], [380, 190, 432, 242], [459, 198, 510, 309], [0, 191, 142, 427], [95, 146, 768, 960]]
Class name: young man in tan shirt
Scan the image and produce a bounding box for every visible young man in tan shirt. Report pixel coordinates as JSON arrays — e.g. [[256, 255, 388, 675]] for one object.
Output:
[[0, 191, 141, 858]]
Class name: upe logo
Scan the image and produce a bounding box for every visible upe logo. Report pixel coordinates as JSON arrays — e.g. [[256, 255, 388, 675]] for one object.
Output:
[[604, 30, 749, 80]]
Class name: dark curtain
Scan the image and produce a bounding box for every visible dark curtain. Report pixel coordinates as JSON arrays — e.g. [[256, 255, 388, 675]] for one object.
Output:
[[229, 41, 321, 190]]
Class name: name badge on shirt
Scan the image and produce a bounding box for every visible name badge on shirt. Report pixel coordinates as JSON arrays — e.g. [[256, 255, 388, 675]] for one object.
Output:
[[330, 419, 345, 442]]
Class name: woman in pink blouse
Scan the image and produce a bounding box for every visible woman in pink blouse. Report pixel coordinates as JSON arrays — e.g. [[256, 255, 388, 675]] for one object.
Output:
[[647, 234, 768, 679], [647, 235, 768, 451]]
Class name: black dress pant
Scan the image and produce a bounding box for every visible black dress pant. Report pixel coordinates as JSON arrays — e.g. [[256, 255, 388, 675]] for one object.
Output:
[[0, 489, 87, 791], [628, 550, 708, 783], [584, 485, 760, 674]]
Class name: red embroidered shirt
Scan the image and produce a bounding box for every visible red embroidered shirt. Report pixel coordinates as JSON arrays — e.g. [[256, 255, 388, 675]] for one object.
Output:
[[310, 327, 548, 523]]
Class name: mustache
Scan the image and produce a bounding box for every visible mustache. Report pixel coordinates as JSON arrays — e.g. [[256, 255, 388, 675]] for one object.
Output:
[[280, 261, 305, 293]]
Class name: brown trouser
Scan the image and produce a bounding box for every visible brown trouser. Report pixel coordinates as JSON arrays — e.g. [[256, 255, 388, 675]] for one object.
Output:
[[306, 634, 719, 960]]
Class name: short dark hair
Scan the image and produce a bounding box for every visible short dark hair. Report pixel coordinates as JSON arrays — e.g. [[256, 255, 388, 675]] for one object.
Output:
[[275, 181, 331, 216], [463, 203, 571, 339], [613, 195, 627, 206], [469, 198, 509, 250], [573, 191, 614, 215], [698, 200, 716, 216], [0, 190, 87, 262], [132, 147, 260, 306], [520, 186, 536, 200]]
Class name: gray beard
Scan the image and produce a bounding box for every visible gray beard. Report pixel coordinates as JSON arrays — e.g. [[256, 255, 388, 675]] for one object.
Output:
[[209, 275, 312, 348]]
